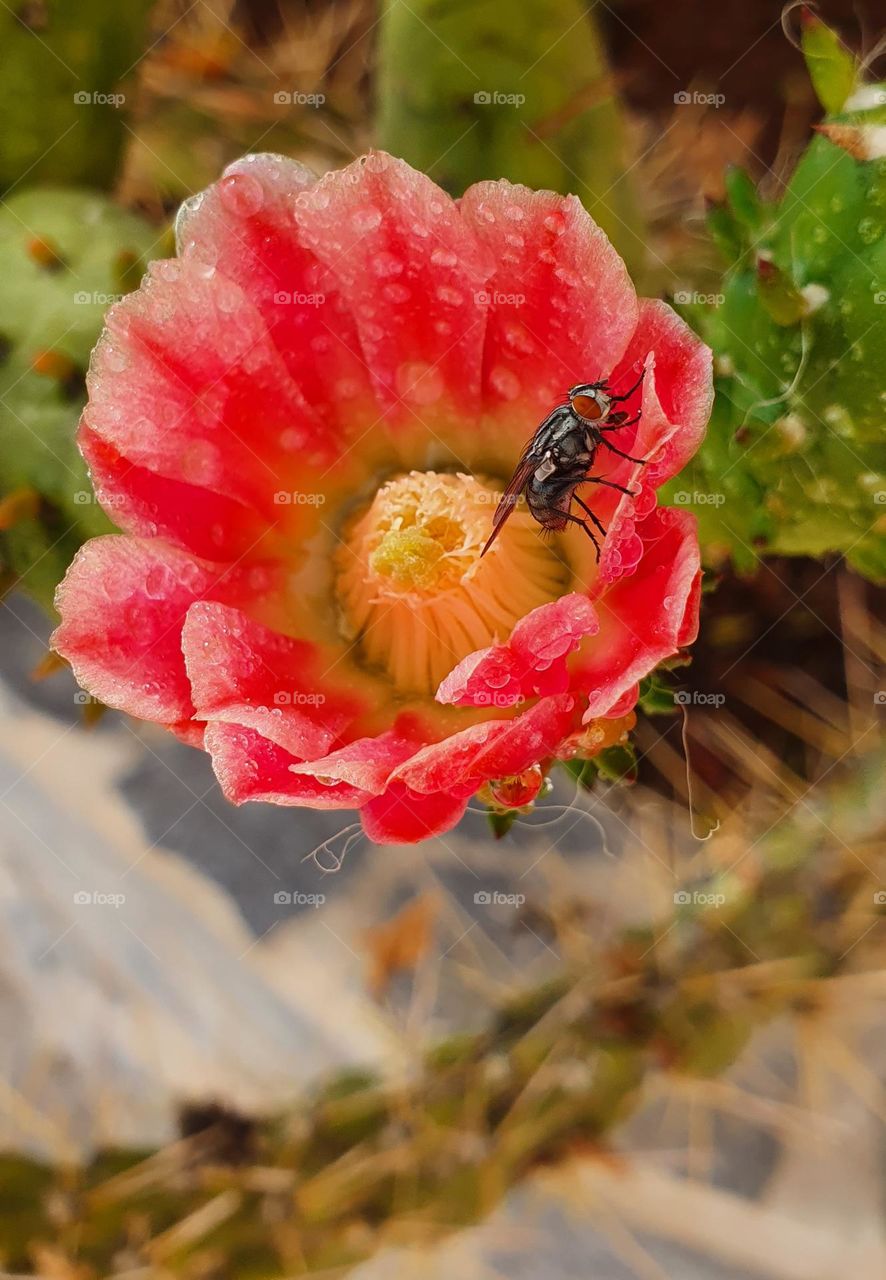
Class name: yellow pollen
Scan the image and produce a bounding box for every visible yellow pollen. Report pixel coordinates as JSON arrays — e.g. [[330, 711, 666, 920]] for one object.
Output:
[[336, 470, 567, 697]]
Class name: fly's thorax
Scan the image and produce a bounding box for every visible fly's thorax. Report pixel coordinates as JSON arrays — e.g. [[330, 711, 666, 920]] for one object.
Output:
[[530, 413, 598, 487]]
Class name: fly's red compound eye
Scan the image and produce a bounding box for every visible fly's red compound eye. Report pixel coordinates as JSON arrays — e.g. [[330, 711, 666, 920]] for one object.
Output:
[[570, 392, 603, 420]]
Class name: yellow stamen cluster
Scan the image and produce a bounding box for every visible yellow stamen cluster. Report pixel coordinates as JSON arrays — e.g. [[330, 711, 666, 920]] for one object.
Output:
[[336, 470, 566, 696]]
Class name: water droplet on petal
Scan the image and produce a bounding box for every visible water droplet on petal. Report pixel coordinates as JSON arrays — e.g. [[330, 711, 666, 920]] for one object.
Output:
[[219, 172, 265, 217], [371, 251, 403, 279], [181, 441, 218, 485], [489, 365, 521, 400], [352, 207, 382, 232], [436, 284, 464, 306], [383, 282, 411, 303], [395, 361, 444, 405]]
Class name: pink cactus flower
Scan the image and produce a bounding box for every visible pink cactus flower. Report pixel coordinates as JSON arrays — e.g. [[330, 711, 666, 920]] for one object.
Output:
[[53, 152, 712, 844]]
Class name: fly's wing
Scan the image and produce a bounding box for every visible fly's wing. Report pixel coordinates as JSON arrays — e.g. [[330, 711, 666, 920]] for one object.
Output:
[[480, 449, 537, 557]]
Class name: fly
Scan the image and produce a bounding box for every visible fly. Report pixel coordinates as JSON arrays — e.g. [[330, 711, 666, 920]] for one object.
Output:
[[481, 368, 647, 562]]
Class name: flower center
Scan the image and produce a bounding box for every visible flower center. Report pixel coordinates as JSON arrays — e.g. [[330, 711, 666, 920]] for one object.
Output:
[[336, 470, 566, 697]]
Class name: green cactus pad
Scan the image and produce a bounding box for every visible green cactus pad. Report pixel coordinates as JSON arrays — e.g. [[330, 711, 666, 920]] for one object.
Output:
[[0, 0, 155, 190], [664, 87, 886, 580], [0, 188, 157, 610], [376, 0, 645, 276]]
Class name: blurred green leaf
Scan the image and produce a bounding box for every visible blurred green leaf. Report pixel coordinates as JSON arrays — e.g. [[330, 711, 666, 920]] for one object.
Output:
[[0, 0, 155, 190]]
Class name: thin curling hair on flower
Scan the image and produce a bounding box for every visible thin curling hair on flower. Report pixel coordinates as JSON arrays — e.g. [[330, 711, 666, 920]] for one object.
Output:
[[52, 151, 713, 844]]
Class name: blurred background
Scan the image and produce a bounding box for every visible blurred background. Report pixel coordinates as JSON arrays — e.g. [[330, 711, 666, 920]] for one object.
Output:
[[0, 1, 885, 1277]]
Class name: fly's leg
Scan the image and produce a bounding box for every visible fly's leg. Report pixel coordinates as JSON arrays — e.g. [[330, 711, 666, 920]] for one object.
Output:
[[581, 475, 638, 498], [609, 367, 646, 404], [601, 436, 647, 465], [559, 507, 602, 563], [600, 412, 642, 432], [574, 493, 608, 542]]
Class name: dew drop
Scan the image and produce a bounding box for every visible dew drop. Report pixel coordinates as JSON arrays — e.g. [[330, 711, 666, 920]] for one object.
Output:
[[143, 567, 166, 598], [489, 365, 521, 400], [104, 346, 128, 373], [436, 284, 464, 306], [280, 427, 304, 451], [219, 172, 265, 217], [430, 247, 458, 267], [554, 265, 580, 288], [351, 207, 382, 232], [382, 282, 411, 303], [371, 251, 403, 279], [395, 360, 444, 405], [181, 441, 218, 485], [501, 322, 535, 355]]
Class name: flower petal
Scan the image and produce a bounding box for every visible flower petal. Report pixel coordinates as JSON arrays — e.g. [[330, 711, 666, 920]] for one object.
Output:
[[567, 299, 713, 589], [360, 783, 468, 845], [395, 694, 579, 796], [616, 299, 714, 490], [52, 536, 264, 723], [176, 154, 376, 430], [575, 507, 702, 718], [80, 426, 267, 561], [287, 717, 429, 794], [436, 594, 598, 708], [293, 152, 493, 422], [460, 181, 638, 426], [204, 723, 370, 808], [182, 602, 362, 760], [86, 258, 328, 513]]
